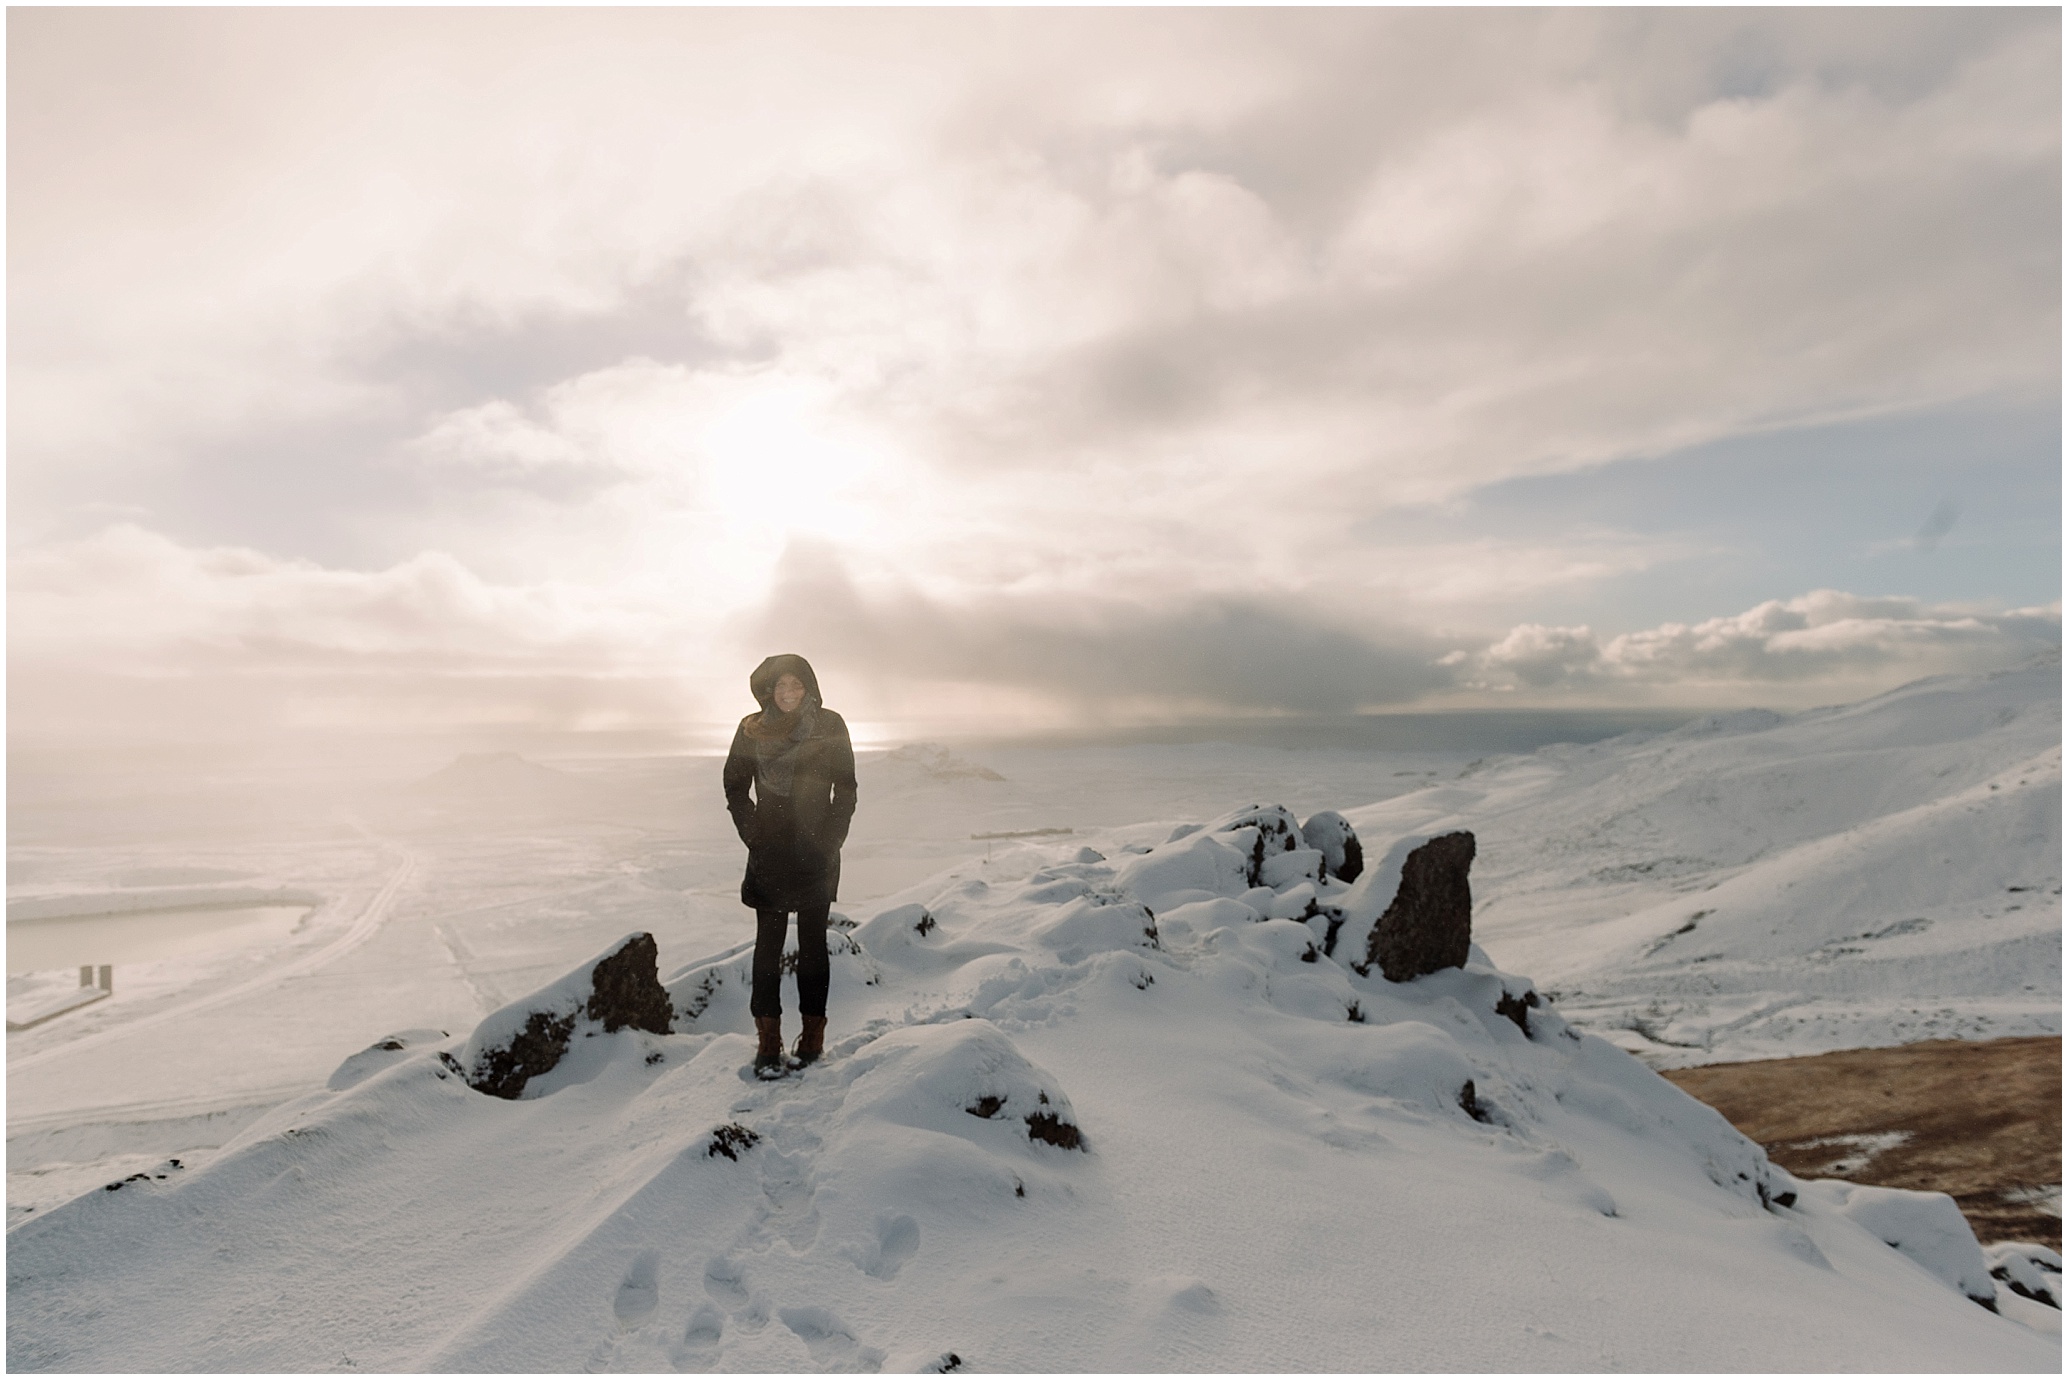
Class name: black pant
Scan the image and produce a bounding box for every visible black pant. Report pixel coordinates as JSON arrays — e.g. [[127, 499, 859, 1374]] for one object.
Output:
[[750, 903, 829, 1018]]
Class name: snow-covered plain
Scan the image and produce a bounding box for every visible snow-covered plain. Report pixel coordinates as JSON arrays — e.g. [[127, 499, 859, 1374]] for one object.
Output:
[[6, 662, 2060, 1369]]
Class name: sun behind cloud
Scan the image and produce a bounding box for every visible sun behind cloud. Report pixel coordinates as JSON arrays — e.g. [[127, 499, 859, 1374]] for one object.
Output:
[[5, 8, 2058, 741]]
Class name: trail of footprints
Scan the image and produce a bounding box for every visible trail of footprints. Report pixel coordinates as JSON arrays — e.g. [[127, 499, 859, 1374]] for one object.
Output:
[[597, 1027, 931, 1373]]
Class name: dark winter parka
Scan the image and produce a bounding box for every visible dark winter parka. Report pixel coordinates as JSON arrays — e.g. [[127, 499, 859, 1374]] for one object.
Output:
[[723, 654, 858, 912]]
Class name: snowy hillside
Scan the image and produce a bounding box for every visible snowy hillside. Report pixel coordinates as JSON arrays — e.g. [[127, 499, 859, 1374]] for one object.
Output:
[[8, 806, 2056, 1370], [1352, 661, 2061, 1065]]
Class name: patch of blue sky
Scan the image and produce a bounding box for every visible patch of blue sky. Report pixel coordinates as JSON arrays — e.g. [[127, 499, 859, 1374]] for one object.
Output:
[[1356, 399, 2061, 630]]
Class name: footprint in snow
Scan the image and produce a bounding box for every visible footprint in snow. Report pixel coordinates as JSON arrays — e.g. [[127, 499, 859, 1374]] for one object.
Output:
[[668, 1302, 726, 1369], [883, 1345, 965, 1372], [852, 1212, 920, 1280], [755, 1149, 822, 1250], [683, 1303, 725, 1346], [614, 1249, 660, 1327], [703, 1255, 750, 1310], [779, 1304, 884, 1369], [735, 1291, 774, 1333], [779, 1303, 848, 1348]]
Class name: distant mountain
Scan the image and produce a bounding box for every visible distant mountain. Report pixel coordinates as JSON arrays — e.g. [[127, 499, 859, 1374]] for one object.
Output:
[[408, 752, 579, 800]]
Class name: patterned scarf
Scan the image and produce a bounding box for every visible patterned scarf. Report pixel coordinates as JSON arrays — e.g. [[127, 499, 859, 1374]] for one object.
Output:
[[749, 694, 819, 798]]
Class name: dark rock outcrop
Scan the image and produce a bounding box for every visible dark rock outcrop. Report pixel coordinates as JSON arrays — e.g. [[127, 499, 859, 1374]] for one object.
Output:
[[464, 932, 673, 1100], [470, 1011, 578, 1101], [1025, 1110, 1084, 1150], [586, 933, 675, 1033], [1300, 810, 1364, 883], [1367, 831, 1476, 982], [706, 1123, 761, 1161], [1495, 987, 1540, 1036], [1458, 1079, 1491, 1123]]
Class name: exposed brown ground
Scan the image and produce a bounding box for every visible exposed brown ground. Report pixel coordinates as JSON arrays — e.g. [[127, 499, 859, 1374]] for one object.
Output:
[[1663, 1036, 2061, 1249]]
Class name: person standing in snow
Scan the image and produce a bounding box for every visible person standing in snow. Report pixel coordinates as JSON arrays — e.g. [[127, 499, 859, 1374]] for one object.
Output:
[[723, 653, 857, 1076]]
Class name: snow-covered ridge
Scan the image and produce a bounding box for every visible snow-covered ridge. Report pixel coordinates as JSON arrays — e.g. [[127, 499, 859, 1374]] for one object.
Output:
[[9, 798, 2055, 1371], [1356, 661, 2062, 1064]]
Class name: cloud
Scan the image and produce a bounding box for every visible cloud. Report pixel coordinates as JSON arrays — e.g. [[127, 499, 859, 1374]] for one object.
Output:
[[7, 526, 1456, 736], [11, 523, 2057, 742], [742, 541, 1454, 717], [403, 399, 601, 479], [8, 523, 752, 740], [8, 524, 630, 669], [1464, 590, 2061, 694], [5, 12, 2058, 738], [9, 11, 2056, 562], [6, 525, 712, 739], [1453, 624, 1607, 690]]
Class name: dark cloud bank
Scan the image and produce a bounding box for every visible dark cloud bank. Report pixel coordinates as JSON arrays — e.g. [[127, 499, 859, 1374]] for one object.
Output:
[[745, 543, 1454, 717]]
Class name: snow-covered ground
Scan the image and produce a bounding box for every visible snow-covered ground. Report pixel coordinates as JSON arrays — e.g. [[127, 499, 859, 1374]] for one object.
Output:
[[6, 661, 2059, 1367], [1385, 660, 2061, 1066]]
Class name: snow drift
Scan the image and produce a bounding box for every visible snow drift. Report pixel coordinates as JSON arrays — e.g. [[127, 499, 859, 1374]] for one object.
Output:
[[8, 796, 2054, 1371]]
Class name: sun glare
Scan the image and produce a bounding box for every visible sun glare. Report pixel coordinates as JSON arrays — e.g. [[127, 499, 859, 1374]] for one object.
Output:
[[700, 384, 892, 548]]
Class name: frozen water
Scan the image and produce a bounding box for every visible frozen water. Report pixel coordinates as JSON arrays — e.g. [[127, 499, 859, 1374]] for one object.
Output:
[[7, 904, 314, 972]]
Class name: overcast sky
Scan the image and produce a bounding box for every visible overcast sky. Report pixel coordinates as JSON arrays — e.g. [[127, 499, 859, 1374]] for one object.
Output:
[[8, 8, 2060, 742]]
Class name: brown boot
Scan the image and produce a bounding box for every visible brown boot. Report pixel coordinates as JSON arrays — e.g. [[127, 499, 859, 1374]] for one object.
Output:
[[753, 1016, 786, 1077], [794, 1015, 828, 1066]]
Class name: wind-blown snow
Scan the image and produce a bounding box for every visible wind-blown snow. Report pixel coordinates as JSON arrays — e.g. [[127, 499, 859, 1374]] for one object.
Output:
[[8, 800, 2055, 1370]]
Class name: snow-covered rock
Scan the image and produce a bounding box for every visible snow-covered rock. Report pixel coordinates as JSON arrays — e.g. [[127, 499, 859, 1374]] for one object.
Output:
[[1987, 1241, 2063, 1310], [1030, 894, 1160, 966], [1113, 827, 1251, 912], [1299, 808, 1364, 882], [1210, 802, 1308, 883], [838, 1019, 1085, 1152], [1807, 1179, 2000, 1307], [461, 931, 673, 1098], [853, 901, 938, 952], [327, 1028, 450, 1093]]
